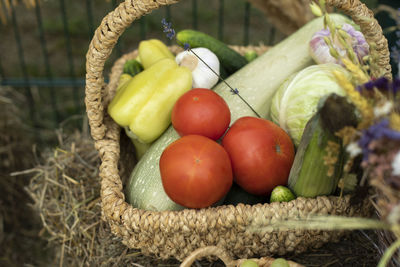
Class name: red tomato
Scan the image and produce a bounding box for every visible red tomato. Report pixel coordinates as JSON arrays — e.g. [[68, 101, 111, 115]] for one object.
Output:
[[222, 116, 295, 196], [160, 135, 233, 208], [171, 88, 231, 140]]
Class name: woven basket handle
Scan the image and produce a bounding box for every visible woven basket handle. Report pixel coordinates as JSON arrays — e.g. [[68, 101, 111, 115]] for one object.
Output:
[[85, 0, 179, 143], [85, 0, 391, 143], [325, 0, 391, 78]]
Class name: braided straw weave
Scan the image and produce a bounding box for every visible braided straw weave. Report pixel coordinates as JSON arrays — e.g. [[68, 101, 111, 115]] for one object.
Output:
[[85, 0, 390, 261]]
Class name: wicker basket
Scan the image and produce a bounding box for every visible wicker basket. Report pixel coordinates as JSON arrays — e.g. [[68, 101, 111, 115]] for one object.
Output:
[[84, 0, 391, 261]]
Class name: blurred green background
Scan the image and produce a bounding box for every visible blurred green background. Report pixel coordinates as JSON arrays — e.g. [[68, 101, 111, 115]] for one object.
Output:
[[0, 0, 286, 146], [1, 0, 398, 146]]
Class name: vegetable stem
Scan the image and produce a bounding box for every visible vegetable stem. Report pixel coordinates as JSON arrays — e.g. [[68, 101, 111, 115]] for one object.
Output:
[[377, 238, 400, 267]]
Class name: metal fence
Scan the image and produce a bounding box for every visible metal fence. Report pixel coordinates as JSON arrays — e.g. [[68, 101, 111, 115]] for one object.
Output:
[[0, 0, 282, 144]]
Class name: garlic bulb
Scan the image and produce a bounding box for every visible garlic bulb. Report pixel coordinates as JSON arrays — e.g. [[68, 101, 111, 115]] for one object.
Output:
[[309, 23, 369, 65], [175, 47, 220, 89]]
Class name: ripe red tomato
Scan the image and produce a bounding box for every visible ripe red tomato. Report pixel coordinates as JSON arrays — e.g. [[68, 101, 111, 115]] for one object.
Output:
[[171, 88, 231, 140], [222, 116, 295, 196], [160, 135, 233, 209]]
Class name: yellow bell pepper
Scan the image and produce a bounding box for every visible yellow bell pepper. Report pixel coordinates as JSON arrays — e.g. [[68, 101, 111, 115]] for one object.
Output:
[[116, 73, 133, 92], [108, 58, 192, 144], [124, 126, 152, 159], [138, 39, 175, 69]]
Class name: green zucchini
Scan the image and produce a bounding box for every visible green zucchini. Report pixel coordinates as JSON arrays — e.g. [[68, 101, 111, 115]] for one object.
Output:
[[176, 29, 248, 75], [123, 59, 143, 76], [287, 110, 343, 197], [126, 14, 351, 211], [288, 94, 358, 197]]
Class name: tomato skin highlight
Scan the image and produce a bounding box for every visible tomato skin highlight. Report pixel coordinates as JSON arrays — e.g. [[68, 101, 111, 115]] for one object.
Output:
[[222, 116, 295, 196], [160, 135, 233, 209], [171, 88, 231, 140]]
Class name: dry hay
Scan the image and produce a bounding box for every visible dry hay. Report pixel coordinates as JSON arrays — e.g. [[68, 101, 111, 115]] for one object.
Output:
[[0, 87, 34, 174], [0, 86, 52, 266], [24, 129, 185, 266]]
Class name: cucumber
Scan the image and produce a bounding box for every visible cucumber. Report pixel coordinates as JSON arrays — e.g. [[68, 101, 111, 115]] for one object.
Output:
[[126, 14, 351, 211], [123, 59, 143, 76], [176, 29, 248, 75], [288, 110, 342, 198], [288, 94, 357, 198]]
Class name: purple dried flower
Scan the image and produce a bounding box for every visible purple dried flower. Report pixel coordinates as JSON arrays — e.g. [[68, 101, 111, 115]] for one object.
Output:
[[183, 43, 190, 51], [362, 138, 400, 191], [359, 119, 400, 161], [364, 77, 389, 90], [230, 88, 239, 94], [161, 18, 175, 40], [161, 18, 191, 50], [356, 77, 400, 95]]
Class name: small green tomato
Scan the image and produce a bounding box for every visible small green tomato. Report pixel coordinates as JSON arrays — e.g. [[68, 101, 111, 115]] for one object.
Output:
[[244, 50, 258, 62], [270, 258, 290, 267], [240, 259, 259, 267], [270, 185, 296, 203]]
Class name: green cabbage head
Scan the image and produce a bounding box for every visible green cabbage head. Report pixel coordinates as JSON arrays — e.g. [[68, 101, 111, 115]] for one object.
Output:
[[270, 63, 349, 146]]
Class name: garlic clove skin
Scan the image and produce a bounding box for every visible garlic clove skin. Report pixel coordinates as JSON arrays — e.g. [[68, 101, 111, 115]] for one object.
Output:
[[175, 47, 220, 89], [309, 23, 369, 65], [309, 28, 342, 65]]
